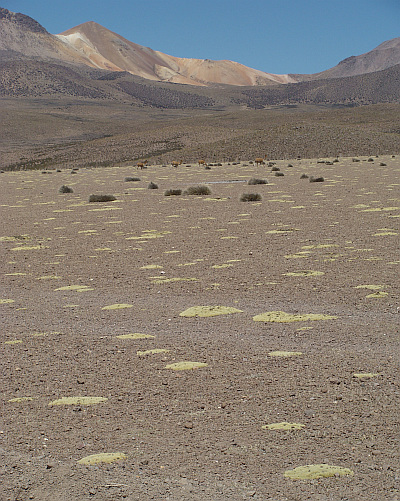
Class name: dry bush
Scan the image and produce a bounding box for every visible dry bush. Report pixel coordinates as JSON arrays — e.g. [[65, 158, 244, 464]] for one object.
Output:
[[300, 173, 309, 179], [183, 185, 211, 196], [88, 194, 116, 202], [147, 182, 158, 189], [124, 176, 141, 182], [164, 189, 182, 196], [58, 185, 74, 193], [309, 176, 325, 183], [240, 193, 262, 202], [248, 178, 268, 185], [275, 172, 284, 176]]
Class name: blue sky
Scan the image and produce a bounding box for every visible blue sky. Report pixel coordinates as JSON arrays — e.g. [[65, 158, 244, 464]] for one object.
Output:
[[2, 0, 399, 74]]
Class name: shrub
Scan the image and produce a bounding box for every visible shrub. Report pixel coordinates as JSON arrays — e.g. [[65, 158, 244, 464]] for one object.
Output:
[[248, 178, 268, 185], [164, 189, 182, 196], [309, 176, 324, 183], [183, 185, 211, 196], [240, 193, 262, 202], [147, 182, 158, 189], [58, 185, 74, 193], [124, 176, 141, 182], [352, 158, 360, 162], [271, 166, 280, 171], [300, 173, 309, 179], [88, 194, 116, 202], [275, 172, 284, 177]]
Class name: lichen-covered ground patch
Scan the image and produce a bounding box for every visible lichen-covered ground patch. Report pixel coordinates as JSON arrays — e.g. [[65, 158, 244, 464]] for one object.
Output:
[[284, 464, 354, 480], [101, 303, 133, 310], [180, 305, 243, 317], [77, 453, 127, 465], [48, 397, 108, 406], [253, 311, 337, 322], [262, 422, 305, 430], [165, 361, 208, 370], [137, 349, 169, 357], [267, 351, 303, 357]]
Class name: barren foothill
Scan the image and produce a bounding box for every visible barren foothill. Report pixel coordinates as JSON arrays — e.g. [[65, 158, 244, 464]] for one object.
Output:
[[1, 155, 399, 500]]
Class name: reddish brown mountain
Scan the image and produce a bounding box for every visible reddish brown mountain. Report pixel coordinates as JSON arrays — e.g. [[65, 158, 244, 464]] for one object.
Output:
[[57, 22, 295, 86]]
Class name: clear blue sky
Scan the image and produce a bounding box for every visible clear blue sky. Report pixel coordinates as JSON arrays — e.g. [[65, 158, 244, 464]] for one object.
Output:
[[2, 0, 399, 74]]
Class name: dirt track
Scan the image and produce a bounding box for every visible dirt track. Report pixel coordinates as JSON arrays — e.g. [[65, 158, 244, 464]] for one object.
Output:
[[1, 156, 399, 500]]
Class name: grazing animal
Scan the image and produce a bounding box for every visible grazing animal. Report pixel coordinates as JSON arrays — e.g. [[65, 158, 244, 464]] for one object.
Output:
[[137, 160, 148, 169], [198, 160, 207, 167], [255, 155, 267, 167], [171, 160, 182, 168]]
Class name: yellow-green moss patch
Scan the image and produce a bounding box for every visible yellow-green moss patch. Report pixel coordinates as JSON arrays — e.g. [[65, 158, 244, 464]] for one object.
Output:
[[11, 245, 46, 251], [253, 311, 337, 323], [353, 372, 381, 378], [150, 277, 197, 284], [8, 397, 35, 403], [262, 422, 305, 430], [354, 285, 385, 290], [77, 453, 127, 465], [180, 305, 243, 317], [165, 361, 208, 370], [283, 270, 324, 277], [268, 351, 303, 357], [54, 285, 91, 291], [365, 291, 388, 298], [117, 333, 155, 340], [137, 349, 169, 357], [49, 396, 108, 406], [102, 303, 133, 310], [284, 464, 354, 480]]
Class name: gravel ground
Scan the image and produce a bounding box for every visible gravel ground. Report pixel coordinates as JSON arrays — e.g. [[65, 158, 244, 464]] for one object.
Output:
[[1, 155, 399, 500]]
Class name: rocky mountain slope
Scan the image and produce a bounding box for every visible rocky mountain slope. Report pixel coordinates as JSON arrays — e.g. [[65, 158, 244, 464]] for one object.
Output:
[[293, 37, 400, 81]]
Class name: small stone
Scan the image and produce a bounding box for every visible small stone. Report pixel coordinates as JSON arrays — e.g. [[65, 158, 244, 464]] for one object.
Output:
[[184, 421, 193, 429]]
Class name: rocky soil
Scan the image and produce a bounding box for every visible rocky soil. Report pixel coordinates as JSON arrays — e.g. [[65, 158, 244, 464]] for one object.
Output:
[[1, 155, 399, 500]]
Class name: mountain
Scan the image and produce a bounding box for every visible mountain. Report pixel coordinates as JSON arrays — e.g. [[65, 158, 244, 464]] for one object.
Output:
[[293, 37, 400, 81], [0, 8, 293, 87], [0, 7, 101, 67], [57, 21, 294, 87]]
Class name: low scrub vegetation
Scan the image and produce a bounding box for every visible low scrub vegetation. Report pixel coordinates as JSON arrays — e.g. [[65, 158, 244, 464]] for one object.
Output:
[[240, 193, 262, 202], [124, 176, 141, 182], [88, 194, 116, 202], [164, 189, 182, 196], [248, 178, 268, 185], [58, 185, 74, 193], [183, 185, 211, 196]]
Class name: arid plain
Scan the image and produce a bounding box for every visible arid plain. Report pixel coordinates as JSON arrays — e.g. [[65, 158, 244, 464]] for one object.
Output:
[[1, 155, 399, 500]]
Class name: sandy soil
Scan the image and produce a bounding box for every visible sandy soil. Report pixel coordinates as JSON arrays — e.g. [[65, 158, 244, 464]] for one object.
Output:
[[1, 155, 399, 500]]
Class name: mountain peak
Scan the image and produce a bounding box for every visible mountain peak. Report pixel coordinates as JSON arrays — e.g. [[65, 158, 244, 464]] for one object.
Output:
[[0, 7, 48, 34]]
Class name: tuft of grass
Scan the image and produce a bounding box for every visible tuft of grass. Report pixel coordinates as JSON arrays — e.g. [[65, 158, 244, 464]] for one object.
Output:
[[58, 185, 74, 193], [147, 182, 159, 189], [183, 185, 211, 196], [240, 193, 262, 202], [88, 194, 116, 202], [248, 178, 268, 185], [124, 176, 141, 182], [164, 189, 182, 196], [309, 176, 325, 183]]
